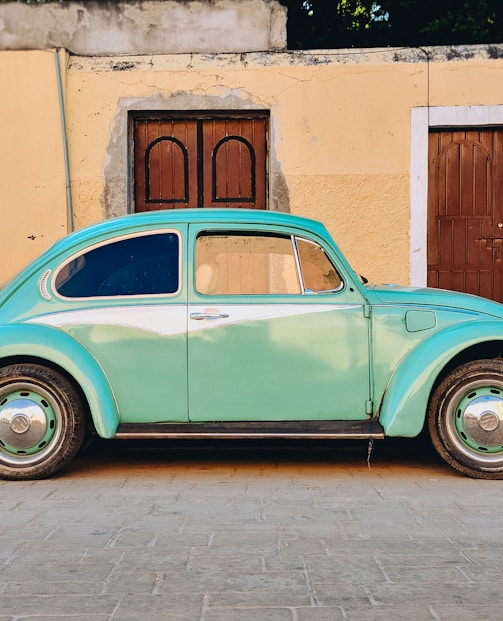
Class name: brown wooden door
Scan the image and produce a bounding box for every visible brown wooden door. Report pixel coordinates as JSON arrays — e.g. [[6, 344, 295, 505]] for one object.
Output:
[[133, 115, 267, 211], [428, 129, 503, 302]]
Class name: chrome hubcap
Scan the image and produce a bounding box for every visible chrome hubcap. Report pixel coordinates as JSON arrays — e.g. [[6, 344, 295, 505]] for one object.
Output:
[[461, 394, 503, 447], [0, 384, 60, 463], [446, 383, 503, 463], [0, 398, 49, 449]]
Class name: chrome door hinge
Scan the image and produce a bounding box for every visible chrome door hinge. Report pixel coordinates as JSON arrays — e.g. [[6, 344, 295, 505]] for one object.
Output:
[[363, 305, 372, 318], [365, 400, 374, 415]]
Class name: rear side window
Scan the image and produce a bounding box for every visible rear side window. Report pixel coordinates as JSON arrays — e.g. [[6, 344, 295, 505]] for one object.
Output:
[[55, 232, 180, 298]]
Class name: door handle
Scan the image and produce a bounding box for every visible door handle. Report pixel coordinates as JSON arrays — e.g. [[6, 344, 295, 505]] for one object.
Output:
[[190, 312, 229, 321]]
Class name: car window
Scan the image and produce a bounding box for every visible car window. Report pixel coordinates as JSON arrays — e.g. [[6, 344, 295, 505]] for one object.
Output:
[[296, 237, 342, 292], [195, 232, 343, 295], [195, 232, 301, 295], [55, 232, 180, 298]]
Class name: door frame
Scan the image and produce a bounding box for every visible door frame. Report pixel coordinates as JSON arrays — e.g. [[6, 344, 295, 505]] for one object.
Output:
[[410, 105, 503, 287]]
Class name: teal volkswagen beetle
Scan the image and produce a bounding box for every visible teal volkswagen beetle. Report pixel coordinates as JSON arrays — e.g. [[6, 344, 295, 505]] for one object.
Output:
[[2, 209, 503, 480]]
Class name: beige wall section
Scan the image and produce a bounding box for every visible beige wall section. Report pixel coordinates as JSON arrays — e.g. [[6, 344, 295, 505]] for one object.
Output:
[[0, 50, 68, 284], [429, 56, 503, 107]]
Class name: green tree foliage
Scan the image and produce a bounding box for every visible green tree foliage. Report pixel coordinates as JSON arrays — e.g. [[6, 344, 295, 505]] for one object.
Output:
[[283, 1, 379, 48], [281, 0, 503, 48]]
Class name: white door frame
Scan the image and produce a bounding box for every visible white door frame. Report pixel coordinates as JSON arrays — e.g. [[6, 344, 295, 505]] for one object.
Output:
[[410, 105, 503, 286]]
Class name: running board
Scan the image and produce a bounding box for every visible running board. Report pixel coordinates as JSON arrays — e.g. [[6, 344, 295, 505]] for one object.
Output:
[[115, 420, 384, 440]]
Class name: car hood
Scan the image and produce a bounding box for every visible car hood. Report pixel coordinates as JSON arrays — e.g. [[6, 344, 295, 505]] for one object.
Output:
[[369, 284, 503, 319]]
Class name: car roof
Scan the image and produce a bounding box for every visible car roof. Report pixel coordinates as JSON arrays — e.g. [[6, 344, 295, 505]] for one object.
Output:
[[86, 208, 322, 230], [56, 209, 330, 250]]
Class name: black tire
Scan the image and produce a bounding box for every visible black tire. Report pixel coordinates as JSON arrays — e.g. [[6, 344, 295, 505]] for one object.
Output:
[[428, 359, 503, 479], [0, 363, 86, 480]]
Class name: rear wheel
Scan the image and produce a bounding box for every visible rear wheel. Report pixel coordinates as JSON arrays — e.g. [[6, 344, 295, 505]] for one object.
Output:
[[428, 359, 503, 479], [0, 364, 85, 480]]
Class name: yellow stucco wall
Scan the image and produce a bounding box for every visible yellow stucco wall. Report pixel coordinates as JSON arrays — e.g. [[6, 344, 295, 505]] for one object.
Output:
[[64, 52, 427, 286], [0, 50, 68, 284], [2, 47, 503, 286]]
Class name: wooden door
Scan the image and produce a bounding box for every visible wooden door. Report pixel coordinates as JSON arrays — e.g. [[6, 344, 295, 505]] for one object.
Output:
[[133, 114, 267, 211], [428, 129, 503, 302]]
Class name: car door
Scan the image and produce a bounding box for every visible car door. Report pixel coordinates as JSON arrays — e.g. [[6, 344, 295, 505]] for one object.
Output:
[[40, 227, 189, 424], [187, 223, 371, 422]]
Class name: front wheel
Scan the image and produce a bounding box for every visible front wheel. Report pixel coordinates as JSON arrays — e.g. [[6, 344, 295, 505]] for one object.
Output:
[[428, 359, 503, 479], [0, 364, 86, 480]]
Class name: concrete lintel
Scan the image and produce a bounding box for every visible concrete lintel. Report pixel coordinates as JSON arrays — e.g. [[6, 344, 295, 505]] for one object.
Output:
[[0, 0, 287, 55]]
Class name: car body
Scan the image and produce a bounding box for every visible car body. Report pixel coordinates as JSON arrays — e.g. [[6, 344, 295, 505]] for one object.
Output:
[[1, 209, 503, 480]]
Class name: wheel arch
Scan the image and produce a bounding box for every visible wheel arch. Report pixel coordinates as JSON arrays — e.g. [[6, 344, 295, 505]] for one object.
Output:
[[0, 324, 120, 438], [378, 320, 503, 437]]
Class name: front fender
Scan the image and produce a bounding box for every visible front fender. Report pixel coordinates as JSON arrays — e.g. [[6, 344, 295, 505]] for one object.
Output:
[[378, 320, 503, 437], [0, 324, 119, 438]]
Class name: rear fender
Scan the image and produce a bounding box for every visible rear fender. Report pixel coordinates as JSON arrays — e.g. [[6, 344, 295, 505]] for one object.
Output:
[[0, 324, 119, 438], [378, 320, 503, 437]]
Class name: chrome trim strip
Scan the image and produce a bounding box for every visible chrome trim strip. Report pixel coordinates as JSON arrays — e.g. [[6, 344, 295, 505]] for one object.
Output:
[[115, 421, 384, 441], [115, 431, 385, 440]]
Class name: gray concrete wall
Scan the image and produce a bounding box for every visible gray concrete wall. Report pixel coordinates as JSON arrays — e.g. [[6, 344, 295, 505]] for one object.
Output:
[[0, 0, 287, 55]]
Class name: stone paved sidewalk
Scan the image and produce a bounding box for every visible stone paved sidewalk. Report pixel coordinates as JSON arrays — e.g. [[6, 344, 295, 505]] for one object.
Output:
[[1, 438, 502, 620]]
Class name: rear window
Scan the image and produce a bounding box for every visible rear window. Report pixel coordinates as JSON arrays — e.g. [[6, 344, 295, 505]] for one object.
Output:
[[55, 232, 180, 298]]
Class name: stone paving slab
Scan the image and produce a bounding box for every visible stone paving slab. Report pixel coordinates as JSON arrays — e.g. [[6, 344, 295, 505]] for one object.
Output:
[[1, 438, 503, 619]]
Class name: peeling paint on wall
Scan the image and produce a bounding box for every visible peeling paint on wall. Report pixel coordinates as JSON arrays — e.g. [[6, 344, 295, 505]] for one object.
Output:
[[102, 91, 290, 218]]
